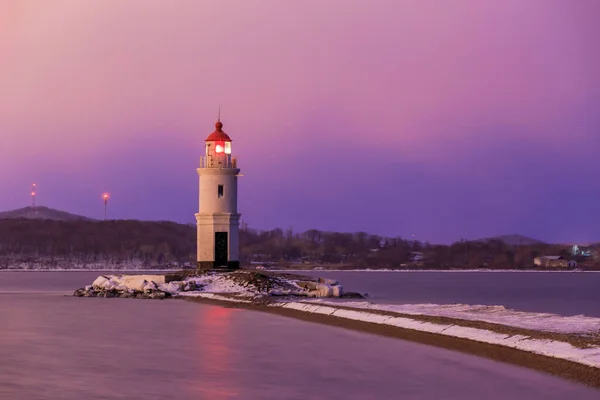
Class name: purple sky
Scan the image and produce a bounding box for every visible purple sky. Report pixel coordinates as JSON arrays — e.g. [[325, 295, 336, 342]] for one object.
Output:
[[1, 0, 599, 244]]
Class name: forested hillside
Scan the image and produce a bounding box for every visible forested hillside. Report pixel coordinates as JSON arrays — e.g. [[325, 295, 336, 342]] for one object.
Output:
[[0, 206, 92, 221], [0, 218, 597, 270], [0, 219, 194, 270]]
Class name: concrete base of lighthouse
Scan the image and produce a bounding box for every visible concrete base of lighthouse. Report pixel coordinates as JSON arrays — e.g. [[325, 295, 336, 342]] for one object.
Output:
[[195, 213, 241, 271], [197, 261, 240, 271]]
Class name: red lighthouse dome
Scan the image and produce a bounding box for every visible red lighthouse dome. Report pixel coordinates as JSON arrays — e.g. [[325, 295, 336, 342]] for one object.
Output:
[[205, 121, 232, 142]]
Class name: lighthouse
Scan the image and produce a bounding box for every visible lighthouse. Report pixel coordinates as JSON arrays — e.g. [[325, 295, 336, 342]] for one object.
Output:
[[196, 120, 241, 270]]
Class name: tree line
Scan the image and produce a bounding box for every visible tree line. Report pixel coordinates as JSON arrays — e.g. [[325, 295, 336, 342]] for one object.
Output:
[[0, 219, 597, 269], [240, 228, 598, 269]]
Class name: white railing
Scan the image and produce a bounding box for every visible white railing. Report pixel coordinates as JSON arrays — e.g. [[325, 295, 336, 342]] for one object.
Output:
[[200, 156, 238, 169]]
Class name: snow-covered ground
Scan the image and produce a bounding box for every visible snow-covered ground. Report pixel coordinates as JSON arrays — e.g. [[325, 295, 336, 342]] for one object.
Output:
[[303, 300, 600, 334], [184, 274, 253, 295]]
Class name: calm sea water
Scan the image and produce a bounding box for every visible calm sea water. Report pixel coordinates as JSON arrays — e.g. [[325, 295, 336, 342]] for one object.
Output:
[[302, 271, 600, 317], [0, 271, 598, 399]]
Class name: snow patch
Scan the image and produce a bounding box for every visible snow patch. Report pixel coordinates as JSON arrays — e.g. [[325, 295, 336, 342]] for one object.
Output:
[[186, 275, 252, 295], [304, 300, 600, 334], [179, 292, 253, 303]]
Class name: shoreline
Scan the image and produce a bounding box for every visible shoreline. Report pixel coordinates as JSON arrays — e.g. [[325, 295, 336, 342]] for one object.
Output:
[[180, 295, 600, 389], [3, 268, 600, 273]]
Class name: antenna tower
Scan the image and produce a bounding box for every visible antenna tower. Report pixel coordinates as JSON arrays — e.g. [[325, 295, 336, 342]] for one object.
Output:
[[103, 193, 109, 221], [31, 183, 37, 218]]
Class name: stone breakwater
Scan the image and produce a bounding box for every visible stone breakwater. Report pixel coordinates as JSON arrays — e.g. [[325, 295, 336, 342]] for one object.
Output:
[[73, 270, 364, 300]]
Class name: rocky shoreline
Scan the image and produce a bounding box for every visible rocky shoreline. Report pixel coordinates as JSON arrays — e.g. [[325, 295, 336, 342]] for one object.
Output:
[[72, 270, 366, 301]]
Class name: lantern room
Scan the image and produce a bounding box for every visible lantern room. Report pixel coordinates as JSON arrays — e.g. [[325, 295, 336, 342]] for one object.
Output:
[[203, 121, 236, 168]]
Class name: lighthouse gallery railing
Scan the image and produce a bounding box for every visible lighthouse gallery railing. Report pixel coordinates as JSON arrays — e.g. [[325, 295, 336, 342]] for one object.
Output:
[[199, 156, 238, 169]]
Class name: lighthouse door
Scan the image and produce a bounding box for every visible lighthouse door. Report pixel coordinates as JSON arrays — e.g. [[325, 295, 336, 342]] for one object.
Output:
[[214, 232, 228, 267]]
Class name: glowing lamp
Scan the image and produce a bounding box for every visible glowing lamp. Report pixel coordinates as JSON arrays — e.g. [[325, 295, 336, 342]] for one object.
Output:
[[215, 143, 224, 153]]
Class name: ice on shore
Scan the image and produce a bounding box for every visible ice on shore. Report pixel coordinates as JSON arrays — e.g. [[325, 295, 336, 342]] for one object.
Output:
[[305, 300, 600, 334]]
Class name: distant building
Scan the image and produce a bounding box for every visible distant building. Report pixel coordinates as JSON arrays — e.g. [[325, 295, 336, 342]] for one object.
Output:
[[410, 252, 425, 261], [533, 256, 569, 268], [571, 245, 598, 260]]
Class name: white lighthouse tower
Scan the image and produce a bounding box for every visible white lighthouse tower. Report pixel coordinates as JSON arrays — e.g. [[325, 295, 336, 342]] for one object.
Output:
[[196, 119, 241, 270]]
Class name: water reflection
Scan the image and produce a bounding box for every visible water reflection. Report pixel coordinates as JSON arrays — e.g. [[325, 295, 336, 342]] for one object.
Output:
[[195, 306, 239, 399]]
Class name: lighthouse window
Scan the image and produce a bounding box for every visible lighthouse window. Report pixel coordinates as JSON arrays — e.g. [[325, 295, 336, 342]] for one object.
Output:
[[218, 185, 224, 198], [225, 142, 232, 154]]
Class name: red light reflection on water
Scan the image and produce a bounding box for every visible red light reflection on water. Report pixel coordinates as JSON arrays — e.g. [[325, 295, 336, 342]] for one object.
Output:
[[194, 306, 239, 399]]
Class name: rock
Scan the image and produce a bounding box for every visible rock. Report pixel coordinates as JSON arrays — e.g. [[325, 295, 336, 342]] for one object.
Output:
[[341, 292, 364, 299], [159, 281, 181, 294], [143, 281, 158, 292], [92, 275, 114, 290], [295, 281, 318, 290], [315, 283, 334, 297], [121, 275, 167, 291], [331, 285, 344, 297], [149, 291, 167, 299], [318, 277, 339, 286]]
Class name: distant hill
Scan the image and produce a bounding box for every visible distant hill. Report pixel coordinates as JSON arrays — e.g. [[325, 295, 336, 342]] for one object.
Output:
[[0, 206, 93, 221], [475, 234, 545, 246], [0, 218, 195, 270]]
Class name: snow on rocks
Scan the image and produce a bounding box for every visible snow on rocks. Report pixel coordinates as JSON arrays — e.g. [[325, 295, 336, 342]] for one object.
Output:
[[75, 273, 196, 299], [74, 270, 353, 300]]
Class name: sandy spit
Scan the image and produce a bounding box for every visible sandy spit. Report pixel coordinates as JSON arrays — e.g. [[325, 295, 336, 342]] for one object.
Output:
[[182, 296, 600, 389]]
